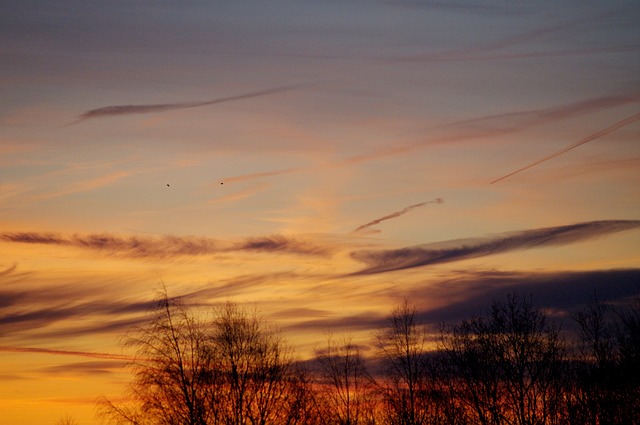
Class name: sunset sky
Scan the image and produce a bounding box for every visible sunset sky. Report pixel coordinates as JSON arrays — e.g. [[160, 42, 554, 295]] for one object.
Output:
[[1, 1, 639, 423]]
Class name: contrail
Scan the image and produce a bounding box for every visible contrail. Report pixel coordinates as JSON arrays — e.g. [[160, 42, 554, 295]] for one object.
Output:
[[353, 198, 443, 233], [62, 84, 309, 127], [491, 112, 640, 184]]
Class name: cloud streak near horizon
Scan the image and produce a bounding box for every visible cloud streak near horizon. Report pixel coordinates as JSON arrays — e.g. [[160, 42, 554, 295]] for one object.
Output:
[[62, 84, 309, 126], [491, 112, 640, 184], [353, 198, 443, 234], [350, 220, 640, 274], [0, 232, 333, 258], [0, 346, 132, 361]]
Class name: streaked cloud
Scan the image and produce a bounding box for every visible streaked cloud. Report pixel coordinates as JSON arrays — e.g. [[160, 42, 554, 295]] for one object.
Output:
[[340, 93, 640, 167], [209, 182, 271, 203], [63, 84, 310, 126], [491, 112, 640, 184], [221, 167, 303, 184], [0, 296, 150, 342], [0, 169, 132, 206], [396, 7, 634, 62], [435, 45, 640, 62], [350, 220, 640, 274], [0, 231, 334, 258], [236, 235, 334, 256], [449, 94, 640, 133], [537, 157, 640, 182], [0, 346, 131, 361], [39, 360, 128, 376], [180, 272, 312, 303], [286, 311, 386, 333], [42, 171, 132, 199], [352, 198, 443, 234]]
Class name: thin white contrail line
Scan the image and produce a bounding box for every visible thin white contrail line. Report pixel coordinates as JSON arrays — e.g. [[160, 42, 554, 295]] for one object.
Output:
[[491, 112, 640, 184]]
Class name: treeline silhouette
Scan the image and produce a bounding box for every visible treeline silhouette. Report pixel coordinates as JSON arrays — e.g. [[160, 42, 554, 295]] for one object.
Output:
[[97, 290, 640, 425]]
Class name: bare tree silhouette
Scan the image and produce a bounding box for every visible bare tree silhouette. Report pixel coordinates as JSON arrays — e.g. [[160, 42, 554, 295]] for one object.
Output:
[[55, 414, 78, 425], [96, 288, 640, 425], [211, 302, 314, 425], [376, 300, 450, 425], [98, 289, 314, 425], [314, 334, 378, 425], [98, 288, 213, 425], [440, 293, 567, 425], [570, 295, 640, 425]]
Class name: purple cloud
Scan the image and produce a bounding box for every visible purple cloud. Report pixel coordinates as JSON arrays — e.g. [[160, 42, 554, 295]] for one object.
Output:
[[350, 220, 640, 274], [63, 84, 309, 126]]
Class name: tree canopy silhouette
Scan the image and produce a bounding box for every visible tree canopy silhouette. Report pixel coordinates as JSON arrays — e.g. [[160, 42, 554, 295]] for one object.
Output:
[[98, 288, 314, 425]]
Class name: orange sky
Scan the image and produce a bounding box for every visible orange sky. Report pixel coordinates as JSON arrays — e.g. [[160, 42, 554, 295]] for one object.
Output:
[[1, 2, 639, 424]]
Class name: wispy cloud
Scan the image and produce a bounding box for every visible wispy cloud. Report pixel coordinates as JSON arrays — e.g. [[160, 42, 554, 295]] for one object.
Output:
[[236, 235, 334, 256], [352, 198, 443, 234], [111, 92, 636, 189], [491, 112, 640, 184], [395, 7, 633, 63], [62, 84, 310, 127], [0, 296, 150, 341], [0, 346, 131, 361], [0, 268, 166, 344], [209, 182, 271, 203], [221, 167, 303, 184], [39, 360, 128, 376], [435, 45, 640, 62], [286, 311, 386, 333], [42, 170, 132, 200], [350, 220, 640, 274], [450, 94, 640, 133], [180, 272, 311, 303], [339, 93, 640, 167], [0, 231, 334, 258], [539, 157, 640, 182], [0, 170, 132, 206]]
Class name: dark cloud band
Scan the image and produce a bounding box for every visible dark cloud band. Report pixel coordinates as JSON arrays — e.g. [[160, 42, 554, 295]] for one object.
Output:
[[350, 220, 640, 274], [0, 231, 333, 258]]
